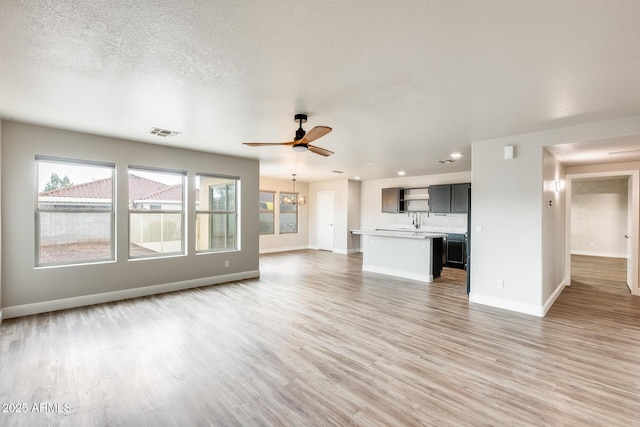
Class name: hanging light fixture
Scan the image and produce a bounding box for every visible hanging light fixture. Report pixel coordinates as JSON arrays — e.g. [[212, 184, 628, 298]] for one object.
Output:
[[282, 174, 306, 205]]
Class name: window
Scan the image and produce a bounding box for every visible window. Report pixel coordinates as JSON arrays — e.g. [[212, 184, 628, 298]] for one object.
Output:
[[128, 168, 185, 259], [196, 174, 239, 252], [259, 191, 275, 235], [279, 193, 298, 234], [36, 157, 115, 266]]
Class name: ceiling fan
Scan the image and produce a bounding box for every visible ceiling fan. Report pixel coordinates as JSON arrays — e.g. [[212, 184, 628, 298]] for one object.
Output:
[[243, 114, 334, 156]]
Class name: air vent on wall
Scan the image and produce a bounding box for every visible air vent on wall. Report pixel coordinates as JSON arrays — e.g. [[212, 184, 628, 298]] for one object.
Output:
[[149, 127, 181, 137]]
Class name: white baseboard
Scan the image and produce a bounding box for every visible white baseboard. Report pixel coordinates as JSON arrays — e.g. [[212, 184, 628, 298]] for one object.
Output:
[[362, 265, 433, 283], [2, 270, 260, 319], [468, 293, 545, 317], [571, 250, 627, 259], [542, 279, 568, 316], [259, 245, 309, 254]]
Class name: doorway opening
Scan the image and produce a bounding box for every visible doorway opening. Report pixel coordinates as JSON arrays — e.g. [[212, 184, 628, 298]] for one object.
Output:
[[565, 170, 639, 296]]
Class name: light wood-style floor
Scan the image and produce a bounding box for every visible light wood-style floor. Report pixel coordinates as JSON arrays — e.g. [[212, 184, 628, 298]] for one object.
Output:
[[1, 251, 639, 426]]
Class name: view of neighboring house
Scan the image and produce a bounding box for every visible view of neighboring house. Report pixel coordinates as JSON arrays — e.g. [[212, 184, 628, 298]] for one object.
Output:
[[38, 174, 190, 262]]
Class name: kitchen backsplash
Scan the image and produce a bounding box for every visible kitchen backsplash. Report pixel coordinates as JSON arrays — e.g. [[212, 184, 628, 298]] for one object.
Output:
[[383, 212, 468, 233]]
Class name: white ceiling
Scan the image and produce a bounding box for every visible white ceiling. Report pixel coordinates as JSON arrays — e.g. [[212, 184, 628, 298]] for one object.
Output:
[[2, 1, 640, 182]]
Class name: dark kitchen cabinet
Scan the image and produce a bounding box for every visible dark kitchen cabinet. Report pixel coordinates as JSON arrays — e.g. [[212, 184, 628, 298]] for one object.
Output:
[[381, 188, 405, 213], [429, 183, 471, 213], [452, 183, 471, 213], [428, 185, 451, 213], [446, 238, 466, 268]]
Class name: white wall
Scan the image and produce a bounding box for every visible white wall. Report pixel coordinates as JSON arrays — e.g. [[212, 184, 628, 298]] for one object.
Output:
[[0, 120, 2, 323], [259, 177, 309, 253], [542, 149, 566, 303], [471, 115, 640, 316], [1, 121, 260, 315], [471, 139, 544, 313], [360, 171, 471, 230], [571, 177, 628, 257]]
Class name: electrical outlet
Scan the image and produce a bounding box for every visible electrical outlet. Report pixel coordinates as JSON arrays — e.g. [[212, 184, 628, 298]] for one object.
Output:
[[497, 280, 504, 289], [225, 260, 230, 267]]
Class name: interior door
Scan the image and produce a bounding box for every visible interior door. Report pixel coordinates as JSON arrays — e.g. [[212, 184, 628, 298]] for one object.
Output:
[[317, 191, 334, 251]]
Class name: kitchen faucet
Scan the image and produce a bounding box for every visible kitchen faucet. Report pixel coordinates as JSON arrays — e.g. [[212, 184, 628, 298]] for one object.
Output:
[[412, 212, 420, 229]]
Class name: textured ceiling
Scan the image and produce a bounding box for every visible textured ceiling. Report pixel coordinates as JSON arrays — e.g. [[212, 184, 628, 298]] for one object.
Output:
[[2, 1, 640, 182]]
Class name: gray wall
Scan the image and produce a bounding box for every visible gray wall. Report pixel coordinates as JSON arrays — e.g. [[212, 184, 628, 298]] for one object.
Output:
[[1, 121, 259, 308], [571, 177, 628, 257]]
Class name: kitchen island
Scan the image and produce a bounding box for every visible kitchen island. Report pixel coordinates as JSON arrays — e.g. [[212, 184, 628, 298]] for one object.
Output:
[[351, 229, 445, 283]]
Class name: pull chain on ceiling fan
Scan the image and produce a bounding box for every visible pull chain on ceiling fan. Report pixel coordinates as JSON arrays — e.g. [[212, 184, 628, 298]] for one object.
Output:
[[243, 114, 334, 157]]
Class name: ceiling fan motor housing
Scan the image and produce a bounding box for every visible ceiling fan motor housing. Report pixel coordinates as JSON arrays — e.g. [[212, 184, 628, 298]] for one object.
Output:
[[294, 114, 307, 140]]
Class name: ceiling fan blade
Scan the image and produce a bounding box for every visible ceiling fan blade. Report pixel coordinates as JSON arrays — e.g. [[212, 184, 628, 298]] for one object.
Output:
[[307, 144, 334, 157], [300, 126, 332, 143], [243, 141, 296, 146]]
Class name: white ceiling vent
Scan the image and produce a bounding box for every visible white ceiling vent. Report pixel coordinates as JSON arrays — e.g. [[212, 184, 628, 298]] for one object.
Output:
[[149, 127, 181, 137]]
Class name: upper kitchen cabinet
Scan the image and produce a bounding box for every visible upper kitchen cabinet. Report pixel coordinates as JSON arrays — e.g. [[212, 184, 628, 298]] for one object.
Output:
[[451, 183, 470, 213], [381, 187, 405, 213], [429, 183, 470, 213], [428, 185, 451, 213]]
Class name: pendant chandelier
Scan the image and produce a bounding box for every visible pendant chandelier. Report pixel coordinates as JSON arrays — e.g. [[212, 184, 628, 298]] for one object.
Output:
[[282, 174, 306, 205]]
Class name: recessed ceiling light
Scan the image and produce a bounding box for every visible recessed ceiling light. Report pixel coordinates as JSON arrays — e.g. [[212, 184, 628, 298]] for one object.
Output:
[[450, 152, 463, 159], [354, 176, 361, 180], [398, 171, 406, 176]]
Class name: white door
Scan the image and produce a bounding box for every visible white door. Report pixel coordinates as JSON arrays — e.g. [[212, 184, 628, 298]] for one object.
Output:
[[317, 191, 334, 251]]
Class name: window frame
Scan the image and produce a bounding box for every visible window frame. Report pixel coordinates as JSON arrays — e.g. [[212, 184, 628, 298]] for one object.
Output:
[[195, 173, 240, 254], [259, 190, 275, 235], [127, 166, 187, 260], [279, 192, 299, 234], [35, 156, 116, 268]]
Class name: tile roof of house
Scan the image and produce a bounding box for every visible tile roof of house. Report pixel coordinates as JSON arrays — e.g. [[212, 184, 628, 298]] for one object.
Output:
[[136, 184, 185, 202], [39, 175, 185, 201], [40, 176, 115, 199]]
